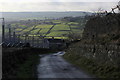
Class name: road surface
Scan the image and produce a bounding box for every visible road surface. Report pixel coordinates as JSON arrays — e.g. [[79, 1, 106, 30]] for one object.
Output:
[[37, 52, 93, 79]]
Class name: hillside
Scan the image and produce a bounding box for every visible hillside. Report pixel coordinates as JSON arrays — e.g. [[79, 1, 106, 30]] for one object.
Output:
[[64, 13, 120, 78], [5, 16, 87, 40], [83, 14, 120, 45]]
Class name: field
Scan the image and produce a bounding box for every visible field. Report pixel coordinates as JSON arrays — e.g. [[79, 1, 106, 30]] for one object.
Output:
[[6, 19, 85, 40]]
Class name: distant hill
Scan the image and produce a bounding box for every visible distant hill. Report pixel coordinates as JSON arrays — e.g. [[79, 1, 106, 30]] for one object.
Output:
[[1, 12, 91, 22]]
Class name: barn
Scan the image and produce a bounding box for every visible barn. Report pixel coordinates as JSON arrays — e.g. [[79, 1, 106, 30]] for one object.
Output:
[[43, 38, 66, 49]]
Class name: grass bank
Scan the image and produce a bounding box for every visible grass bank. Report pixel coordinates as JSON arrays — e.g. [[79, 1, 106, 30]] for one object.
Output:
[[16, 52, 39, 79], [63, 50, 120, 78]]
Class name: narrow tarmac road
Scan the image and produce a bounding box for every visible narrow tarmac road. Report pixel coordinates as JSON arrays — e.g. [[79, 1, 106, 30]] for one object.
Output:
[[37, 52, 93, 79]]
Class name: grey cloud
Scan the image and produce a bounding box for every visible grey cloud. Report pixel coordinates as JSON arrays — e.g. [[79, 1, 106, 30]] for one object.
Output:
[[0, 2, 118, 12]]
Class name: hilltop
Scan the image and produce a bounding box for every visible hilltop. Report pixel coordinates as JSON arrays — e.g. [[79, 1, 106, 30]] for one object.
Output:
[[1, 11, 91, 22]]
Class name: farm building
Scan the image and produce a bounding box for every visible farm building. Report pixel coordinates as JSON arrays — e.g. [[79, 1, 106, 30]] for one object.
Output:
[[43, 38, 66, 49]]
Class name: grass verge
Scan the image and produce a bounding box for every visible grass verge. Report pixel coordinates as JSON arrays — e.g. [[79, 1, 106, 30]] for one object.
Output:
[[63, 52, 120, 78], [15, 48, 57, 79], [16, 52, 39, 79]]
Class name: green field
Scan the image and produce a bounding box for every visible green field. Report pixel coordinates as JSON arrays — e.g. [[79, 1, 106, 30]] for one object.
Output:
[[7, 19, 84, 39]]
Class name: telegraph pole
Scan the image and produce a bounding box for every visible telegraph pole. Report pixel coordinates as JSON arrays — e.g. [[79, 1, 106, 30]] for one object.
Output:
[[2, 18, 5, 42], [0, 18, 5, 43], [13, 30, 16, 43], [8, 24, 11, 43]]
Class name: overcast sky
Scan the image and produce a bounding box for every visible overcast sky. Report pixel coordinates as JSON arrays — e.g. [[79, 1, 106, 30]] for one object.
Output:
[[0, 0, 119, 12]]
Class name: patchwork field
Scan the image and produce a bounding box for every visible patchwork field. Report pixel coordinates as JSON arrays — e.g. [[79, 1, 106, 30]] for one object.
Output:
[[6, 19, 85, 39]]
